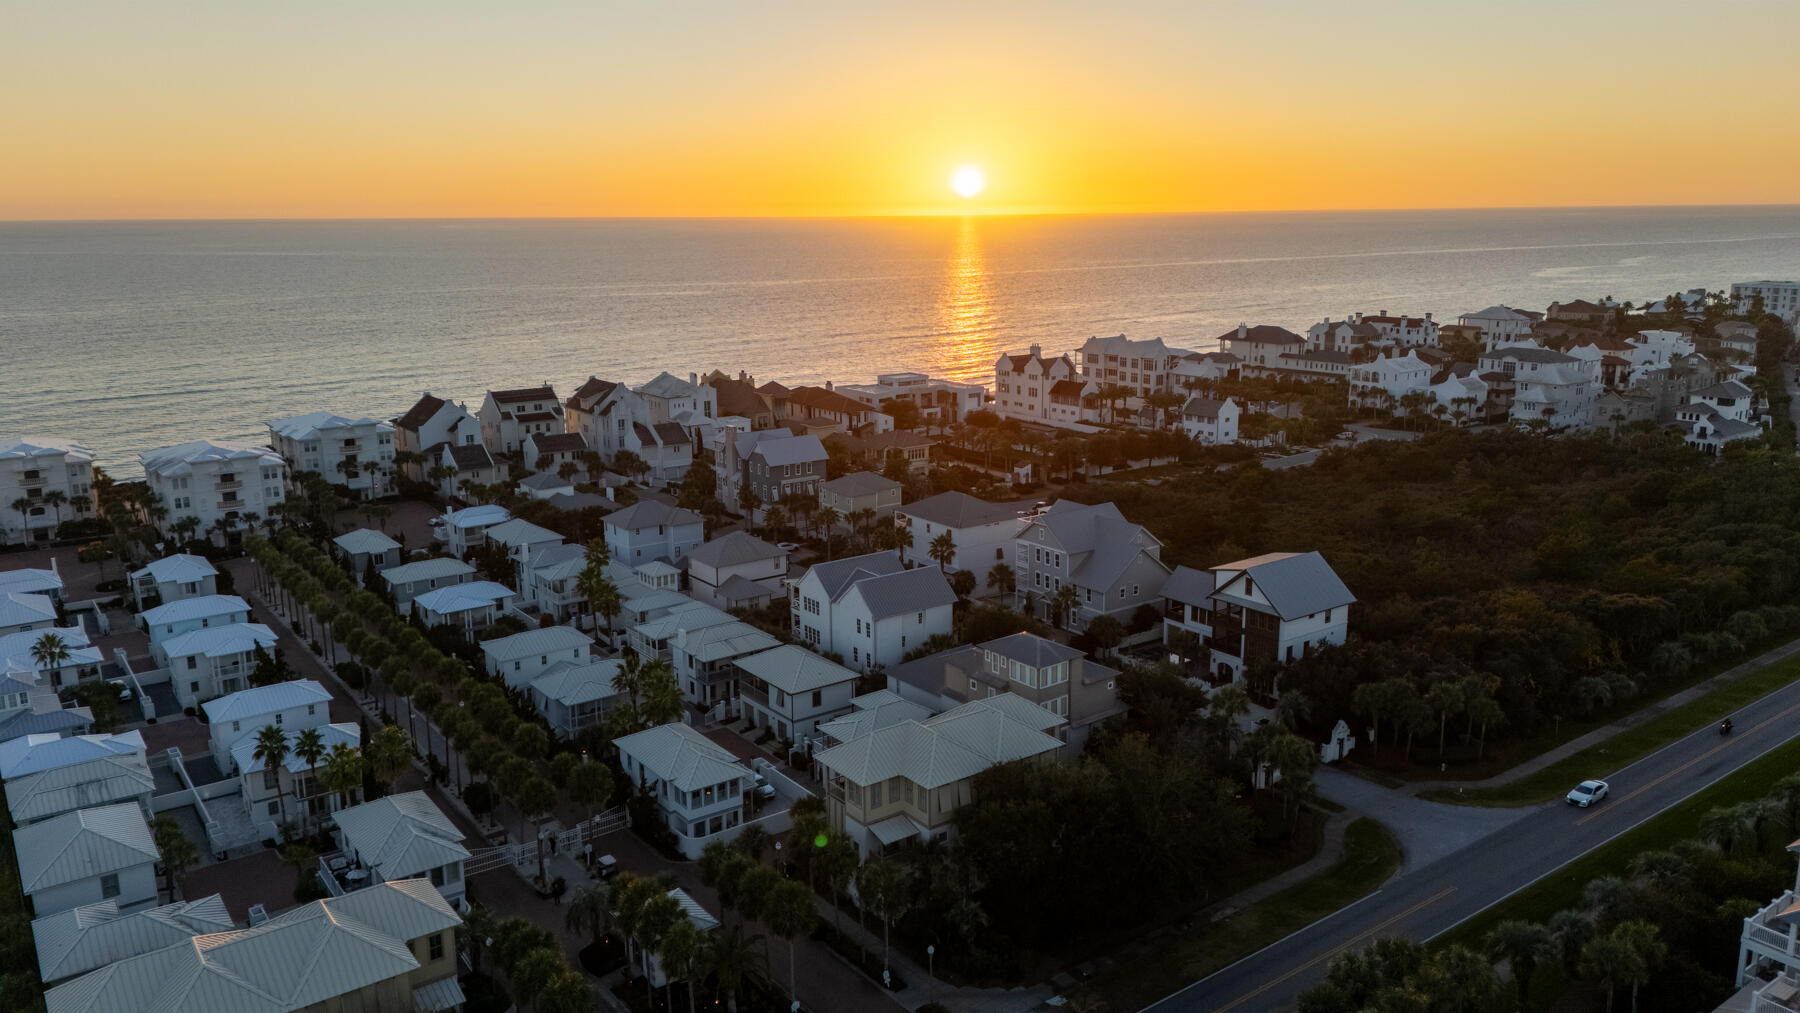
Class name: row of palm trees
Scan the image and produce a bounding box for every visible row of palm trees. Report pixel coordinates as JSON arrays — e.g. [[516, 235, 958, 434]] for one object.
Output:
[[461, 906, 592, 1013]]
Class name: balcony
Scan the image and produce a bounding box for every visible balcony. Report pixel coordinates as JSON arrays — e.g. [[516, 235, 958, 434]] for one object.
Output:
[[19, 473, 46, 487], [215, 479, 242, 491], [1742, 889, 1800, 968], [740, 682, 770, 707], [316, 852, 376, 897]]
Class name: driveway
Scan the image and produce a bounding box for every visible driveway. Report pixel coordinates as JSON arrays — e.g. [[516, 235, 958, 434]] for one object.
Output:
[[1312, 766, 1529, 872]]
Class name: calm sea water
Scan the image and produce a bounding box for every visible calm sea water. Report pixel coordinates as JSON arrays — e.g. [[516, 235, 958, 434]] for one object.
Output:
[[2, 207, 1798, 472]]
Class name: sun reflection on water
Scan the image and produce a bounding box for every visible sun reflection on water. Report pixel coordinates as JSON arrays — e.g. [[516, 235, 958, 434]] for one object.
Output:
[[933, 215, 1002, 381]]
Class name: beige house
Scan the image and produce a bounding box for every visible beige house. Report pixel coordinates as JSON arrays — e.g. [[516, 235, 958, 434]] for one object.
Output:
[[886, 632, 1123, 748], [814, 694, 1064, 856], [818, 471, 902, 522]]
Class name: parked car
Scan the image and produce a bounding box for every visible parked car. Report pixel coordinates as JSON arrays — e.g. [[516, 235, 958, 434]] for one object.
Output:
[[594, 854, 617, 879], [1566, 779, 1609, 807], [753, 773, 777, 801]]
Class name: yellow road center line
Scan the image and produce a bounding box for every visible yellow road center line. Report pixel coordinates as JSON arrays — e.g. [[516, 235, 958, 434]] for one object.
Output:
[[1213, 885, 1456, 1013], [1577, 698, 1800, 826]]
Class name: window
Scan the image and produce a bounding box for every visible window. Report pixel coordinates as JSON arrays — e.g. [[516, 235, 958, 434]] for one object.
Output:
[[264, 767, 279, 790], [100, 873, 120, 899], [269, 800, 281, 815], [811, 690, 822, 708]]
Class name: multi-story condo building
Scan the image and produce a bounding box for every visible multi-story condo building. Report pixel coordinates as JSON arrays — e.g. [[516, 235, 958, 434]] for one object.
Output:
[[670, 621, 781, 716], [1731, 279, 1800, 324], [1077, 335, 1179, 399], [390, 392, 481, 481], [636, 372, 719, 428], [1358, 311, 1440, 347], [139, 440, 286, 544], [205, 680, 357, 838], [834, 372, 986, 426], [0, 437, 97, 547], [1476, 345, 1599, 429], [266, 412, 396, 500], [815, 694, 1064, 856], [603, 499, 705, 566], [1013, 500, 1170, 627], [993, 345, 1089, 428], [731, 645, 860, 743], [1457, 305, 1535, 348], [790, 550, 955, 671], [565, 376, 643, 459], [478, 385, 563, 456]]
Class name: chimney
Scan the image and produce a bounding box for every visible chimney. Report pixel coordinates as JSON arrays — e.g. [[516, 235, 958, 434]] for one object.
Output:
[[1029, 343, 1042, 358], [1380, 310, 1388, 317], [739, 370, 747, 382], [825, 380, 833, 391], [1237, 323, 1247, 339], [1425, 312, 1433, 322], [690, 372, 698, 386]]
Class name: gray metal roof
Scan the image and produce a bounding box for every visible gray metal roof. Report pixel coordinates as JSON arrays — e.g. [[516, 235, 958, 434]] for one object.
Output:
[[604, 499, 704, 532], [332, 791, 470, 880], [733, 645, 861, 695], [686, 531, 783, 569], [1161, 565, 1218, 607], [814, 696, 1063, 790], [613, 722, 749, 793], [846, 565, 956, 620], [201, 679, 331, 723], [331, 529, 400, 557], [33, 894, 234, 984], [980, 633, 1080, 668], [820, 471, 900, 499], [752, 433, 827, 467], [1212, 551, 1355, 620], [14, 803, 157, 894], [478, 625, 592, 662], [804, 550, 905, 600], [1030, 501, 1165, 588], [898, 491, 1036, 530]]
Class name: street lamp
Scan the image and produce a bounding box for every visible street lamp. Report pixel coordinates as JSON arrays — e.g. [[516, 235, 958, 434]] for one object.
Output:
[[927, 944, 936, 1002]]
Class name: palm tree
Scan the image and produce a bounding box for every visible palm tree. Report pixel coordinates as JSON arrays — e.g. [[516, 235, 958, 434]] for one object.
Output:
[[532, 969, 592, 1013], [365, 724, 413, 795], [320, 743, 364, 809], [986, 562, 1015, 597], [150, 815, 199, 900], [762, 879, 817, 1005], [1579, 928, 1641, 1013], [1049, 584, 1079, 629], [855, 857, 912, 978], [291, 728, 327, 830], [706, 922, 769, 1013], [41, 489, 68, 527], [1487, 919, 1553, 1007], [927, 531, 956, 572], [659, 916, 706, 1013], [641, 664, 686, 725], [29, 632, 71, 676], [9, 497, 31, 538], [565, 883, 615, 949], [252, 724, 292, 830], [816, 505, 840, 559]]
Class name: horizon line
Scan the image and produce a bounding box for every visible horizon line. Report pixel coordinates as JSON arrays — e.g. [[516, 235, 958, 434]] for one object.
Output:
[[6, 201, 1800, 225]]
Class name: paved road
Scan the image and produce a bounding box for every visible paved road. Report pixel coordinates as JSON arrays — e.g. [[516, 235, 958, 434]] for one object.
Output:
[[1312, 767, 1527, 873], [1147, 678, 1800, 1012]]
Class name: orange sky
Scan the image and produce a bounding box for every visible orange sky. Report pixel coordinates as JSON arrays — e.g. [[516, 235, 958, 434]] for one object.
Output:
[[7, 1, 1799, 219]]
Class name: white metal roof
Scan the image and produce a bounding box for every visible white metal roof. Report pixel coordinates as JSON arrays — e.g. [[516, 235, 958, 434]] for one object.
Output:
[[160, 623, 278, 660], [531, 659, 627, 707], [440, 504, 511, 530], [0, 624, 101, 675], [0, 568, 65, 596], [33, 894, 234, 984], [413, 582, 516, 616], [130, 554, 218, 585], [139, 595, 249, 627], [733, 645, 860, 695], [613, 722, 749, 793], [44, 880, 461, 1013], [632, 601, 734, 642], [484, 518, 563, 548], [478, 625, 592, 662], [0, 435, 95, 464], [201, 679, 332, 723], [412, 976, 468, 1012], [267, 412, 393, 441], [1, 734, 153, 825], [674, 622, 780, 663], [379, 557, 474, 585], [332, 791, 470, 880], [0, 593, 57, 630], [668, 887, 719, 932], [139, 439, 284, 477], [0, 730, 144, 778], [13, 803, 158, 894], [332, 529, 400, 557], [814, 695, 1063, 790]]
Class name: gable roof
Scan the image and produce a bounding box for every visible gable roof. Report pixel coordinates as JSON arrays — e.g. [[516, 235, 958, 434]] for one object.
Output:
[[820, 471, 900, 500], [613, 722, 748, 793], [1212, 551, 1356, 620], [845, 566, 957, 620], [899, 491, 1036, 530], [733, 645, 861, 695], [160, 623, 278, 661], [814, 696, 1063, 790], [0, 731, 145, 779], [139, 595, 248, 627], [817, 691, 934, 744], [1030, 500, 1166, 587], [33, 894, 235, 985], [445, 443, 495, 472], [331, 529, 400, 557], [1217, 324, 1304, 345], [394, 393, 449, 431], [267, 413, 392, 441], [1691, 379, 1755, 400], [132, 554, 217, 585], [379, 557, 474, 586], [490, 386, 556, 405], [750, 434, 827, 467], [1, 593, 58, 629], [530, 659, 626, 707], [441, 504, 511, 529], [139, 440, 284, 476], [527, 432, 587, 455], [201, 680, 332, 723], [44, 880, 461, 1013], [787, 386, 872, 416], [518, 471, 574, 492], [14, 803, 157, 893], [0, 436, 95, 464], [1161, 565, 1218, 607], [1181, 396, 1233, 419], [979, 633, 1080, 668], [484, 517, 563, 549], [675, 622, 781, 663], [331, 791, 469, 879], [804, 550, 905, 600], [413, 582, 516, 616], [479, 625, 591, 663], [604, 499, 704, 532], [687, 531, 784, 570], [709, 377, 770, 418]]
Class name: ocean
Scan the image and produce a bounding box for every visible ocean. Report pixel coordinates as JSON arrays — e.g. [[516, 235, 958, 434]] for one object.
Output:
[[2, 206, 1798, 473]]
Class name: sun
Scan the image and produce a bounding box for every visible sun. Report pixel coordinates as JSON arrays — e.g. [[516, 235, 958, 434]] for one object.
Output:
[[949, 165, 986, 199]]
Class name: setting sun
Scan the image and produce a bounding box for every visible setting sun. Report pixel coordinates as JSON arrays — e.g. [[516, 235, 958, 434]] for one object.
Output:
[[950, 165, 986, 199]]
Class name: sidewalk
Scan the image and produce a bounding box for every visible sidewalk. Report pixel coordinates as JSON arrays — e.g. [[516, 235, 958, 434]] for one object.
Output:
[[1409, 633, 1800, 793]]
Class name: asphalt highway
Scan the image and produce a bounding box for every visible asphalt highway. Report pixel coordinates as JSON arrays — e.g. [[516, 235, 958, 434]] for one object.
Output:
[[1145, 678, 1800, 1012]]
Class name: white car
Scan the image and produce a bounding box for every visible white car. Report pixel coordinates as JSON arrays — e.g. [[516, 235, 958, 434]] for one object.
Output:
[[753, 773, 777, 801], [1566, 779, 1609, 807]]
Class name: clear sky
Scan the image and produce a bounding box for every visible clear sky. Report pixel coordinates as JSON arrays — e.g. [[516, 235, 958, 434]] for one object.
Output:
[[7, 0, 1799, 219]]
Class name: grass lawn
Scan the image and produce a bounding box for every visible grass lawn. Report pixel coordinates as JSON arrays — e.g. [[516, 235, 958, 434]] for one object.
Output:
[[1424, 652, 1800, 807], [1432, 737, 1800, 953], [1071, 818, 1400, 1013]]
